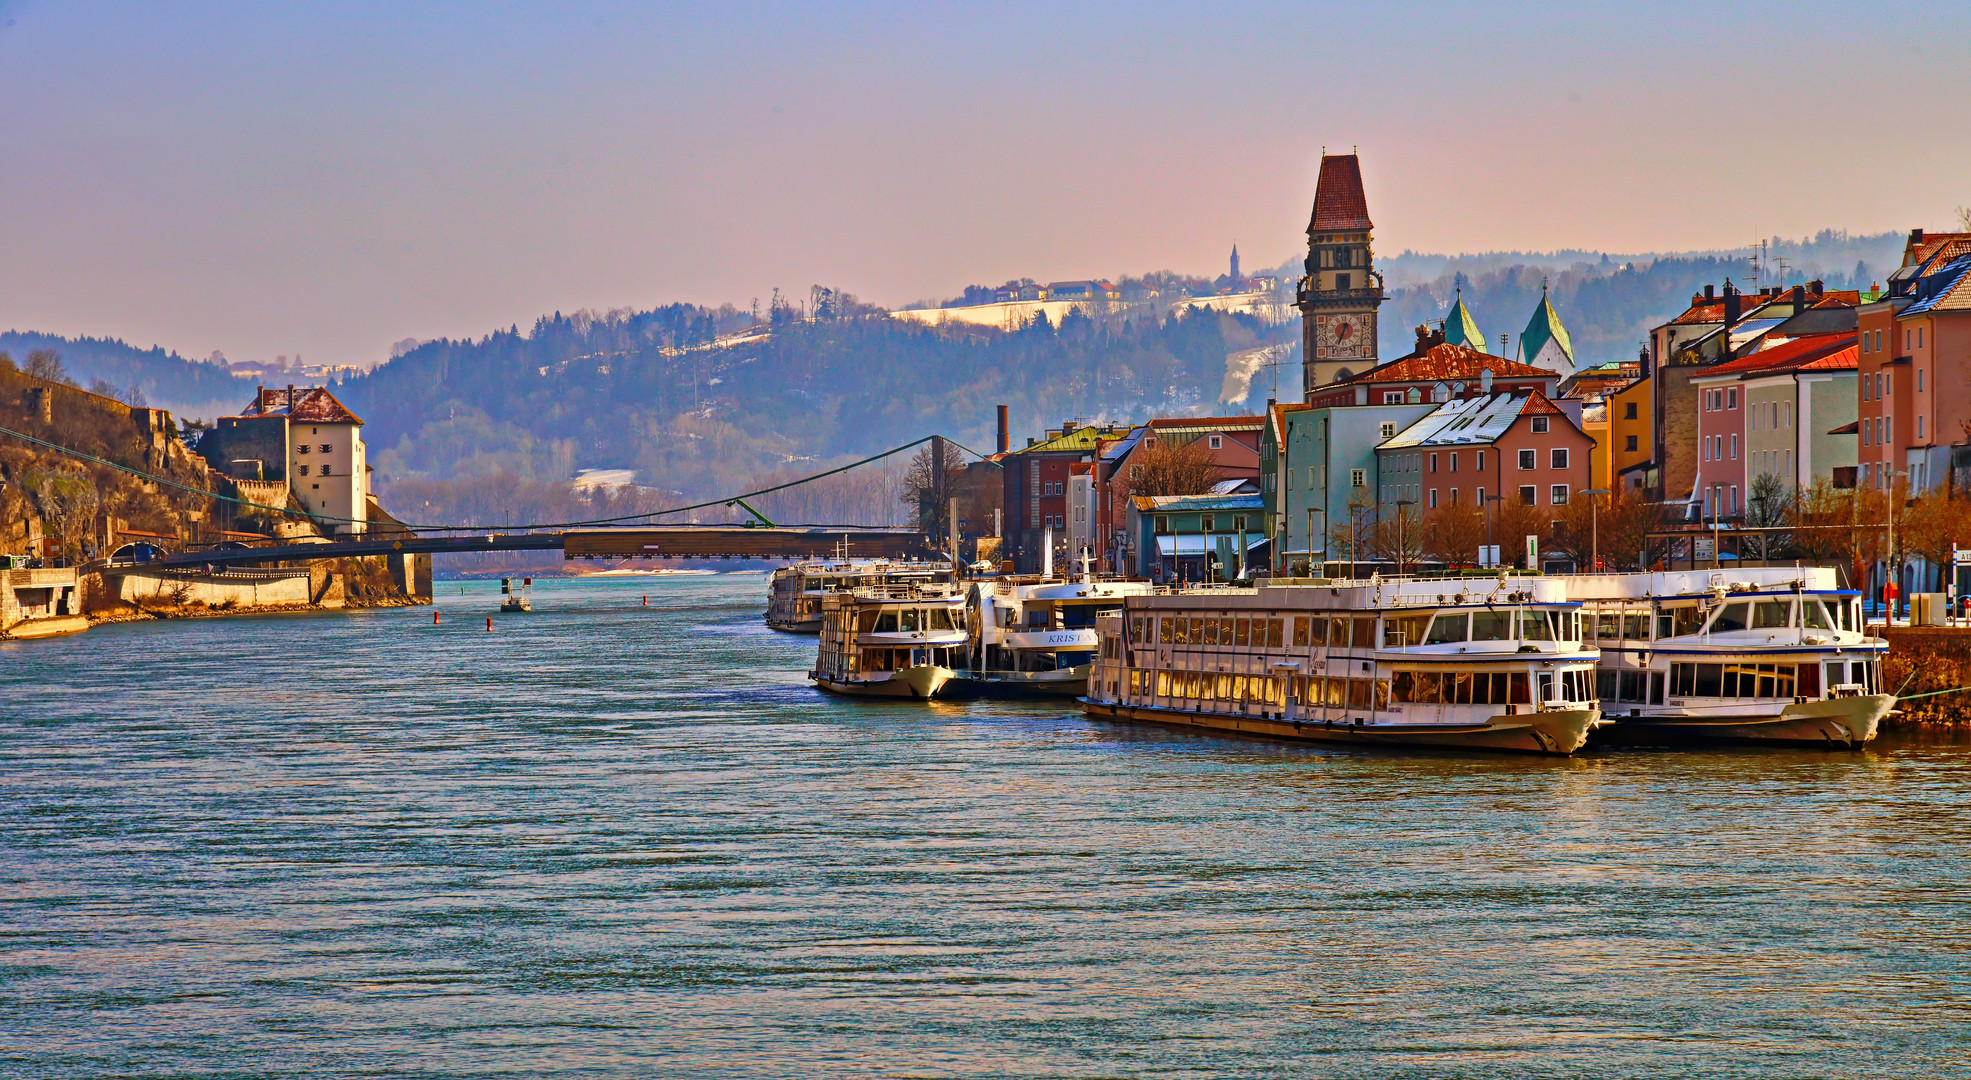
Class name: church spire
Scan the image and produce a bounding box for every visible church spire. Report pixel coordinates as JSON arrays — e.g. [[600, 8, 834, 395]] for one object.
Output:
[[1230, 242, 1240, 281]]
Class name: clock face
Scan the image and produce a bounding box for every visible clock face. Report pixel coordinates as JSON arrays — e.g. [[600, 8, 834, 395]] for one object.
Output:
[[1313, 313, 1374, 359]]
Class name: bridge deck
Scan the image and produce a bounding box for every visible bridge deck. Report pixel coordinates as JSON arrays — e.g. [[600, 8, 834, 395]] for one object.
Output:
[[135, 527, 941, 570]]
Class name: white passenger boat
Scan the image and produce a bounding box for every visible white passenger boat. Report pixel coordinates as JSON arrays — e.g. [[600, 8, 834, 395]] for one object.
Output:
[[810, 585, 969, 699], [1084, 575, 1602, 755], [766, 559, 954, 633], [949, 576, 1158, 699], [1567, 568, 1893, 747]]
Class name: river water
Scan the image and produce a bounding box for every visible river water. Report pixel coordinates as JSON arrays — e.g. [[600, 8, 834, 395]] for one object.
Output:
[[4, 574, 1970, 1078]]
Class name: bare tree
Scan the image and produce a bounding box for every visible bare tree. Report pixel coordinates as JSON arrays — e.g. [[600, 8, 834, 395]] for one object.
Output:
[[1328, 488, 1377, 577], [1126, 436, 1220, 498], [1423, 504, 1486, 568], [1597, 488, 1673, 571], [1367, 503, 1425, 571]]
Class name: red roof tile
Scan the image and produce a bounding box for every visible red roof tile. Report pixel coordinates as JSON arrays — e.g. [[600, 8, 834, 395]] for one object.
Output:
[[1699, 333, 1856, 378], [1518, 389, 1566, 417], [242, 386, 364, 425], [1307, 154, 1371, 233], [1347, 343, 1550, 384]]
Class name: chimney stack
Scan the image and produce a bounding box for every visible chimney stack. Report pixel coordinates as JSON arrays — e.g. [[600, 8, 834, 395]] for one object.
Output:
[[1791, 285, 1805, 311], [1912, 228, 1925, 247], [996, 405, 1009, 455], [1704, 284, 1715, 301], [1723, 282, 1742, 329], [1809, 278, 1824, 296]]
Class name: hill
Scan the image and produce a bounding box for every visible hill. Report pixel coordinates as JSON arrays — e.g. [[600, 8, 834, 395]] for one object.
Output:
[[0, 331, 253, 421]]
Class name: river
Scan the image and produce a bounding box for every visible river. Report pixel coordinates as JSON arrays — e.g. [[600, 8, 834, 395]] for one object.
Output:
[[4, 574, 1969, 1077]]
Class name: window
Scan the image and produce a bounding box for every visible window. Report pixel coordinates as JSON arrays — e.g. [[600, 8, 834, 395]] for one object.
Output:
[[1428, 488, 1438, 508], [1727, 388, 1737, 409], [1200, 515, 1215, 533], [1429, 453, 1438, 473], [1730, 435, 1738, 459], [1336, 274, 1351, 289], [1380, 421, 1396, 438], [1383, 393, 1402, 405], [1476, 486, 1485, 505], [1232, 515, 1247, 532], [1475, 451, 1484, 470], [296, 444, 310, 456], [1919, 416, 1926, 440], [1130, 465, 1141, 479], [1519, 485, 1536, 506], [1919, 369, 1925, 392], [1531, 416, 1549, 434], [1209, 435, 1223, 449], [1449, 488, 1459, 506], [1624, 402, 1637, 420], [1551, 448, 1568, 469], [1154, 515, 1169, 533], [321, 444, 332, 453], [320, 463, 332, 476], [1518, 449, 1536, 470], [1449, 452, 1459, 472], [297, 464, 310, 476], [1551, 485, 1568, 505], [1625, 435, 1638, 452], [1350, 469, 1366, 488]]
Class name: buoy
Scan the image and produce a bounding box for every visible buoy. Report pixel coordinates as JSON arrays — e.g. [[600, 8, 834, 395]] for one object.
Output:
[[486, 617, 493, 632], [642, 595, 648, 606], [434, 610, 441, 625]]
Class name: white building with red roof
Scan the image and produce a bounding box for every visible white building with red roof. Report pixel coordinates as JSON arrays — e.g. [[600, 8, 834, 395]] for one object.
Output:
[[209, 385, 372, 536]]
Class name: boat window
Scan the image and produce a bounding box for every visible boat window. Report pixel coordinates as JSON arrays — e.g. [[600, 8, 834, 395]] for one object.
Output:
[[1234, 618, 1251, 647], [1307, 616, 1328, 647], [1802, 601, 1832, 631], [1157, 617, 1172, 643], [1189, 617, 1204, 644], [1752, 600, 1792, 630], [1384, 615, 1429, 648], [874, 612, 898, 633], [929, 608, 954, 631], [1353, 617, 1377, 648], [900, 609, 921, 632], [1326, 676, 1348, 706], [1520, 610, 1553, 641], [1596, 669, 1618, 700], [1447, 672, 1474, 704], [1425, 613, 1469, 644], [1595, 613, 1619, 640], [1347, 678, 1371, 710], [1709, 603, 1748, 633], [1658, 606, 1705, 638], [1202, 618, 1220, 646], [1292, 617, 1311, 647], [1471, 610, 1512, 641], [1693, 663, 1723, 696], [1798, 663, 1820, 697], [1329, 616, 1350, 647], [1267, 619, 1284, 648], [1623, 614, 1649, 640]]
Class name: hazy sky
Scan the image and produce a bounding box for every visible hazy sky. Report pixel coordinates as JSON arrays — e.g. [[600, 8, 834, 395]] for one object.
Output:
[[4, 1, 1969, 366]]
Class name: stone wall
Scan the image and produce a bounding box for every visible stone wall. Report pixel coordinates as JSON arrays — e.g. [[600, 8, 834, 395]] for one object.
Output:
[[1881, 625, 1971, 727], [113, 567, 312, 609]]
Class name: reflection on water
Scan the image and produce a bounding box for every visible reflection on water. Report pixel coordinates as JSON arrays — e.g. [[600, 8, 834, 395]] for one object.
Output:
[[4, 575, 1970, 1077]]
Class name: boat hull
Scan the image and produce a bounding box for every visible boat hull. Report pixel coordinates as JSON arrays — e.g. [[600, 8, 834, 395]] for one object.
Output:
[[766, 616, 822, 634], [811, 665, 956, 700], [943, 666, 1089, 700], [1081, 700, 1597, 756], [1590, 693, 1894, 748]]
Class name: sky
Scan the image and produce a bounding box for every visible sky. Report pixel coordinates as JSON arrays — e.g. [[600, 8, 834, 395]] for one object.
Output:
[[3, 0, 1969, 367]]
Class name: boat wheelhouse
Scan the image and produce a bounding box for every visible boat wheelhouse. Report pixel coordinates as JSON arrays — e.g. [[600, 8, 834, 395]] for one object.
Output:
[[951, 576, 1158, 698], [767, 560, 954, 633], [1565, 568, 1892, 747], [811, 585, 969, 699], [1085, 575, 1601, 755]]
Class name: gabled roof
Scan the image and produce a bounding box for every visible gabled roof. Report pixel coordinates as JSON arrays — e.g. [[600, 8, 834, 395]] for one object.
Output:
[[1442, 291, 1487, 353], [1146, 414, 1265, 432], [1020, 424, 1129, 454], [1346, 342, 1549, 385], [1307, 154, 1371, 233], [1518, 289, 1574, 366], [1267, 402, 1313, 444], [1904, 254, 1971, 315], [1378, 389, 1568, 450], [1693, 333, 1857, 379], [240, 386, 363, 425]]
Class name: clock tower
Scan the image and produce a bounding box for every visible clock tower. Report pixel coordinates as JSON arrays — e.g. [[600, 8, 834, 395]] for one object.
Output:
[[1296, 152, 1384, 396]]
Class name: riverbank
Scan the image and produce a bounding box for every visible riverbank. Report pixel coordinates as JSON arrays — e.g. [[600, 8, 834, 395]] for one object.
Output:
[[1881, 625, 1971, 729]]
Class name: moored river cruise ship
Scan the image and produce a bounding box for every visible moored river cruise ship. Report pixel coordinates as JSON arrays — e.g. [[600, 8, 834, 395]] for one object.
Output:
[[1084, 575, 1602, 755], [767, 560, 954, 633], [1565, 568, 1893, 747], [811, 585, 969, 699], [951, 576, 1158, 699]]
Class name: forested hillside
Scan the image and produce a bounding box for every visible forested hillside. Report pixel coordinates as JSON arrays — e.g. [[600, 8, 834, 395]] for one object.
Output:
[[0, 331, 251, 420], [336, 302, 1289, 507]]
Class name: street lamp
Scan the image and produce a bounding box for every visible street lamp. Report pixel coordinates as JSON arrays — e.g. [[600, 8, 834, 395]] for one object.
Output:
[[1579, 488, 1610, 572], [1395, 498, 1415, 577]]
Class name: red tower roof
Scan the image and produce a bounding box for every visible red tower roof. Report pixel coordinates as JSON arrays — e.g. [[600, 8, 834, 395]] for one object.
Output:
[[1307, 154, 1372, 233]]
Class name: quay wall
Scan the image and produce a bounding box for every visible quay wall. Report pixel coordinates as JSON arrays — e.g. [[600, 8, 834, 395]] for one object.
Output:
[[1881, 626, 1971, 728], [115, 567, 312, 609]]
